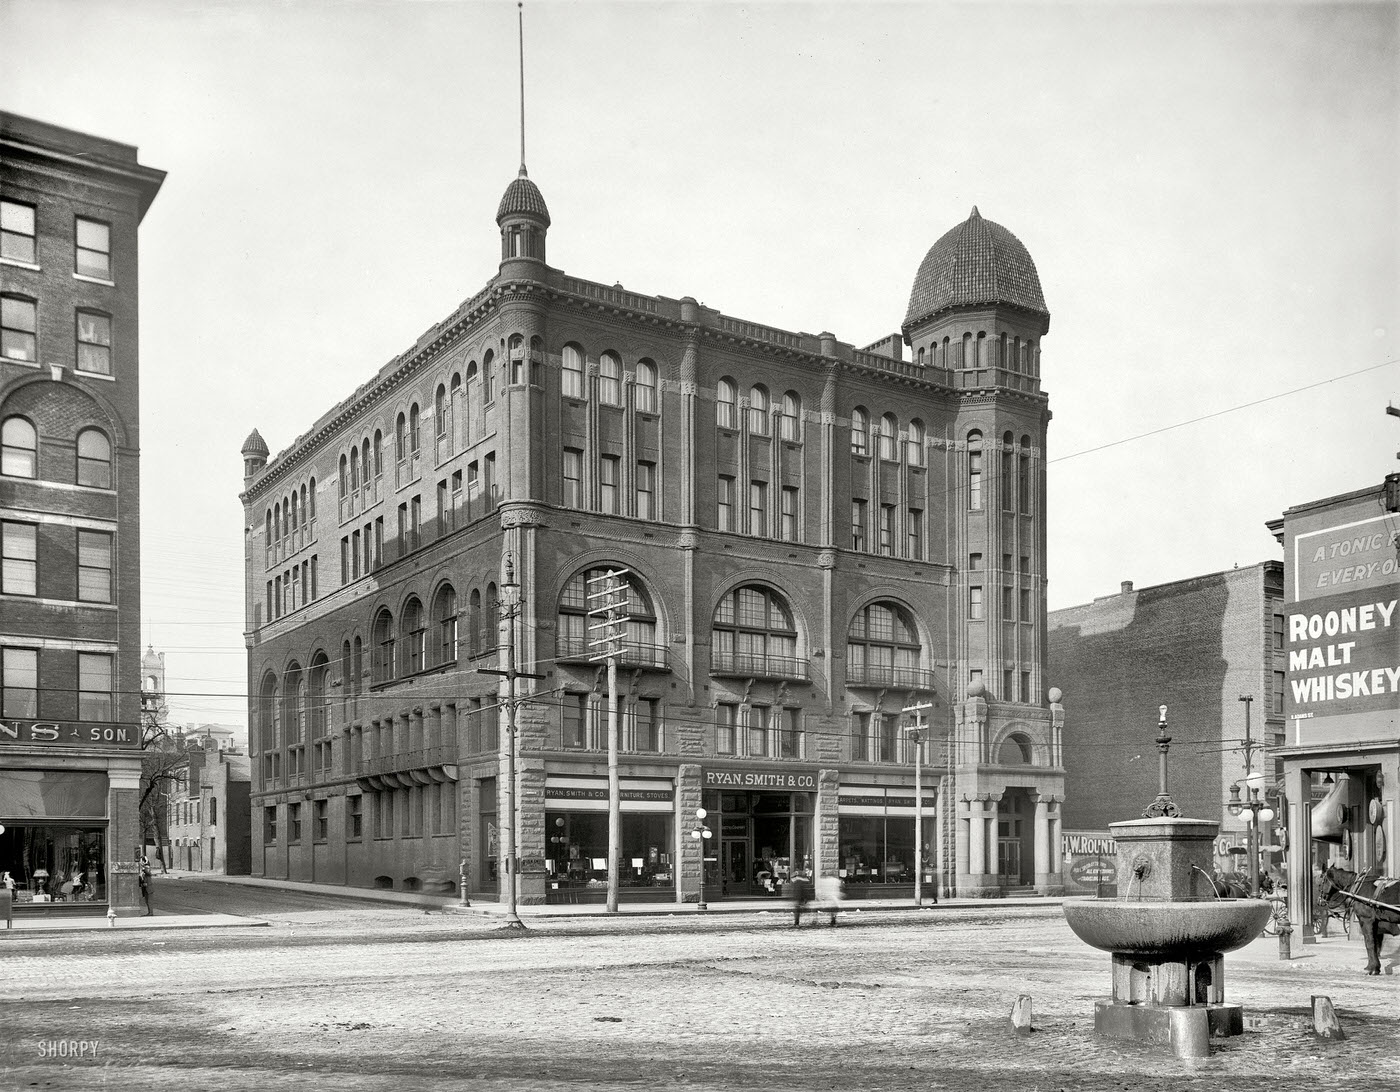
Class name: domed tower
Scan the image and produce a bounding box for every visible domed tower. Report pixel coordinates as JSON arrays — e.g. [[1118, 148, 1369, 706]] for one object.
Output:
[[496, 166, 550, 280], [241, 428, 269, 485], [903, 206, 1049, 379]]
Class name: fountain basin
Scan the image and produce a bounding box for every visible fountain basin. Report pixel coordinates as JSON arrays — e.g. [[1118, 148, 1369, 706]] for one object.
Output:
[[1062, 897, 1272, 957]]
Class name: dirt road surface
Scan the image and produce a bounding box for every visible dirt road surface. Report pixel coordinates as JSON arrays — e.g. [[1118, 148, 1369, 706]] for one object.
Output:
[[1, 882, 1395, 1091]]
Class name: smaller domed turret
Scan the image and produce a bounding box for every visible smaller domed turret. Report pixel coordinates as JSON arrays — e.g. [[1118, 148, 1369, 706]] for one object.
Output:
[[497, 165, 549, 271], [242, 428, 268, 482]]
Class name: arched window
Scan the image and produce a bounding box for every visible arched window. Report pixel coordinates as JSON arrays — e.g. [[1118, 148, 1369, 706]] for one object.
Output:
[[1019, 434, 1033, 514], [530, 335, 544, 387], [264, 509, 272, 546], [273, 503, 281, 543], [340, 640, 352, 715], [716, 378, 737, 429], [401, 597, 426, 675], [906, 419, 925, 467], [349, 445, 360, 493], [435, 384, 448, 438], [712, 585, 798, 677], [468, 588, 482, 657], [361, 438, 370, 490], [282, 662, 304, 747], [599, 351, 622, 406], [780, 392, 801, 441], [338, 454, 347, 498], [395, 413, 407, 463], [558, 567, 661, 666], [308, 652, 330, 737], [998, 733, 1033, 765], [258, 672, 279, 752], [967, 430, 983, 510], [482, 350, 495, 402], [434, 584, 458, 664], [850, 408, 869, 456], [409, 404, 420, 455], [879, 413, 898, 461], [846, 602, 921, 687], [307, 479, 316, 522], [509, 334, 525, 385], [351, 636, 363, 696], [748, 385, 769, 435], [562, 343, 585, 400], [1, 416, 37, 478], [76, 429, 112, 488], [635, 359, 658, 414], [287, 492, 297, 533], [372, 431, 383, 479], [372, 608, 396, 681]]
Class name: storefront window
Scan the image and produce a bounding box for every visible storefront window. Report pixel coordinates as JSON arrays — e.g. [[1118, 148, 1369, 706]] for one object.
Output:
[[1, 770, 110, 906], [0, 824, 107, 904], [545, 811, 673, 892], [838, 813, 932, 885]]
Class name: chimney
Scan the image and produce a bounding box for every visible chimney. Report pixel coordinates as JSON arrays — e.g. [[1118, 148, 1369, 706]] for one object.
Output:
[[1121, 580, 1134, 594]]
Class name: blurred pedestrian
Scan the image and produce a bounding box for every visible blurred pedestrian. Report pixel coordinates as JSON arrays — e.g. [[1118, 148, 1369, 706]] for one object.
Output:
[[815, 874, 845, 927], [790, 874, 812, 927]]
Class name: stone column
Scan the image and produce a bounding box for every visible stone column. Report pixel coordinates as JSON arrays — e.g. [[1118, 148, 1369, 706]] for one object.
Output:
[[968, 798, 986, 876], [816, 769, 841, 879], [1048, 800, 1064, 893], [956, 797, 971, 893], [676, 764, 702, 903], [1033, 791, 1050, 889], [1284, 762, 1312, 953]]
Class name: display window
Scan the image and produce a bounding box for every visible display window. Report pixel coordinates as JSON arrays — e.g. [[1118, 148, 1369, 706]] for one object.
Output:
[[0, 770, 110, 908], [0, 824, 107, 904], [545, 811, 673, 895], [839, 815, 918, 884], [702, 790, 813, 898]]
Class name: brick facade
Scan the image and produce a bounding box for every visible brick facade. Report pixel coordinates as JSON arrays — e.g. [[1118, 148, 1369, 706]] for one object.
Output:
[[1047, 563, 1287, 844], [0, 112, 163, 916], [240, 172, 1067, 901]]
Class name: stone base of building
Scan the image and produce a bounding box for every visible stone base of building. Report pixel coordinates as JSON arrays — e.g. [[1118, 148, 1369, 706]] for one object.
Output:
[[956, 874, 1005, 898], [1094, 1000, 1243, 1059]]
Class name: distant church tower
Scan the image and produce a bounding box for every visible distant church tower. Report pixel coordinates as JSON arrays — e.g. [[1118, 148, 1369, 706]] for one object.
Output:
[[141, 645, 169, 723]]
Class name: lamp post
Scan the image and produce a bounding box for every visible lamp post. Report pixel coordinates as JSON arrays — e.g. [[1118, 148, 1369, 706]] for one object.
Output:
[[1226, 779, 1274, 898], [690, 807, 712, 910], [903, 701, 933, 908]]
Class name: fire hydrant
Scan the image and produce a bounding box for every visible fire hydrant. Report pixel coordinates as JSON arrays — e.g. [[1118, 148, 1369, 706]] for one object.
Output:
[[1275, 906, 1293, 960]]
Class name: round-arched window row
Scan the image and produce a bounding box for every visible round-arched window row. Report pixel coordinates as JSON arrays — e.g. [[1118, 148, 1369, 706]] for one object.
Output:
[[848, 408, 924, 467], [2, 415, 114, 487]]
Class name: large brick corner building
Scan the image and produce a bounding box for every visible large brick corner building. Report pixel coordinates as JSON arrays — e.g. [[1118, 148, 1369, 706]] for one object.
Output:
[[240, 165, 1067, 903]]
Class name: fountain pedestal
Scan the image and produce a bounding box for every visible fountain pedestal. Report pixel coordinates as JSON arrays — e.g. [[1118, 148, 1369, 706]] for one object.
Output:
[[1063, 816, 1271, 1058]]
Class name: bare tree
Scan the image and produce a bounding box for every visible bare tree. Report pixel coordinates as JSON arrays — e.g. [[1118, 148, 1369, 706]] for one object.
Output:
[[138, 710, 185, 873]]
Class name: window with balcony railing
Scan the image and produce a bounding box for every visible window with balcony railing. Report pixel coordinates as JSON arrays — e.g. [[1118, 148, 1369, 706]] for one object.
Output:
[[712, 585, 804, 680], [557, 566, 665, 669]]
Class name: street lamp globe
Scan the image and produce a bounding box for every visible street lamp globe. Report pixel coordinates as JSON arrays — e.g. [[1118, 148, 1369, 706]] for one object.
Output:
[[1259, 808, 1275, 824]]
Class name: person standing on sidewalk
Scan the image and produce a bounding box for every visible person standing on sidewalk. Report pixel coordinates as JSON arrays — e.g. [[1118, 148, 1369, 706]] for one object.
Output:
[[139, 859, 153, 916]]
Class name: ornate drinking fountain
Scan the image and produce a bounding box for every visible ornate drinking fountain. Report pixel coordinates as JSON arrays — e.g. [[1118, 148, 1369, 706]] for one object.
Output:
[[1062, 706, 1272, 1058]]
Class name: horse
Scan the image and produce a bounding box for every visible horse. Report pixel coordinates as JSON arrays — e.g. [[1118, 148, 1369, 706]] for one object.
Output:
[[1318, 865, 1400, 975], [1209, 871, 1253, 899]]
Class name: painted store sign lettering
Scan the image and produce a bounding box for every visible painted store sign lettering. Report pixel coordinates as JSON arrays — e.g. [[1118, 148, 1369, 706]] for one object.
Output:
[[1285, 591, 1400, 713], [0, 721, 138, 748], [703, 769, 817, 790]]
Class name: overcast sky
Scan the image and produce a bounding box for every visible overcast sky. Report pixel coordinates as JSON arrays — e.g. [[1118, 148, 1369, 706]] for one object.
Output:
[[5, 0, 1396, 728]]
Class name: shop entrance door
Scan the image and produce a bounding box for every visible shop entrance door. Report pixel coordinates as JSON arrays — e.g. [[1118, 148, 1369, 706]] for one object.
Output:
[[997, 839, 1022, 881], [723, 839, 751, 898]]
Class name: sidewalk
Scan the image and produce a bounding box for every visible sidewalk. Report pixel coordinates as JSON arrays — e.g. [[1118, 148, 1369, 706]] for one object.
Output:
[[5, 912, 268, 934]]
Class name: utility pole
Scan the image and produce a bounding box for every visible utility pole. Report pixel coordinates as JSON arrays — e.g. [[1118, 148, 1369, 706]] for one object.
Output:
[[904, 701, 934, 908], [587, 568, 629, 914], [1239, 693, 1259, 898], [476, 556, 540, 929]]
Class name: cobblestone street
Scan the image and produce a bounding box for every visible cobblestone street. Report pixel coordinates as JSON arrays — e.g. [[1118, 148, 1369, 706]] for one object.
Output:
[[2, 890, 1397, 1091]]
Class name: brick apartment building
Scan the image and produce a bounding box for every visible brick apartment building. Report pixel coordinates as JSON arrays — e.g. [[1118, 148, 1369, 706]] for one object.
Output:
[[1047, 563, 1288, 885], [240, 163, 1068, 903], [168, 741, 252, 875], [0, 112, 164, 915]]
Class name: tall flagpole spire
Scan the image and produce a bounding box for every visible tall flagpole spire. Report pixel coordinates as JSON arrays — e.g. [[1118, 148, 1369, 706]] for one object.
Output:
[[518, 2, 527, 176]]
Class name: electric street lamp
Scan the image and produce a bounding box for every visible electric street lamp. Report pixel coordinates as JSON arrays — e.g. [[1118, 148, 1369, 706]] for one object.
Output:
[[1227, 778, 1274, 898], [690, 807, 713, 910]]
